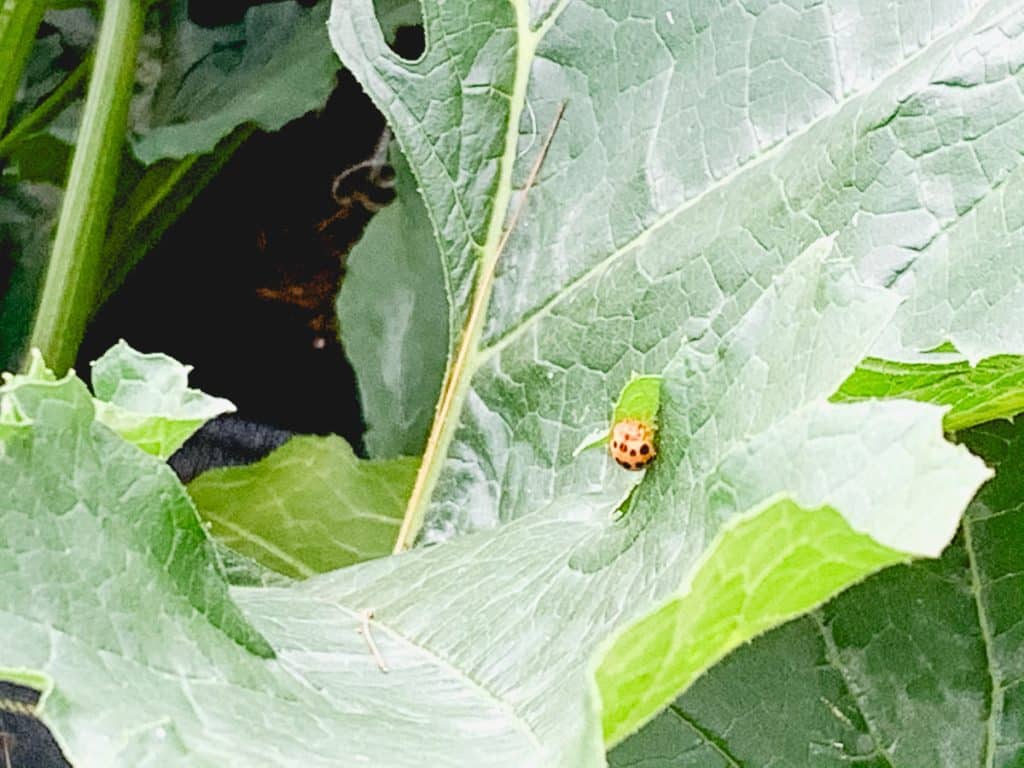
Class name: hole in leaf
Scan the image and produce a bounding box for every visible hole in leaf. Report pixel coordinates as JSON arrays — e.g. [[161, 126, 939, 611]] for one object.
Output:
[[374, 0, 425, 61]]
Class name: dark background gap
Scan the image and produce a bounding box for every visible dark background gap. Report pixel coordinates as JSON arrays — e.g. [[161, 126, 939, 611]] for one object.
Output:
[[78, 20, 426, 468]]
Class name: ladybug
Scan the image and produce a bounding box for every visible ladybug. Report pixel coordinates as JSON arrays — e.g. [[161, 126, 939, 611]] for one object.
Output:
[[609, 418, 656, 471]]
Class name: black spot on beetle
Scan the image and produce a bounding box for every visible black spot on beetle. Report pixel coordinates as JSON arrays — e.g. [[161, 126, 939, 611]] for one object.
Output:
[[629, 449, 637, 456], [639, 444, 649, 455]]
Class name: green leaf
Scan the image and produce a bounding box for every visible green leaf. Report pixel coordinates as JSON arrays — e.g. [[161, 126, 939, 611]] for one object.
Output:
[[330, 0, 1024, 545], [596, 499, 907, 746], [89, 339, 235, 458], [188, 435, 418, 578], [23, 1, 421, 166], [338, 147, 449, 458], [0, 363, 273, 661], [835, 353, 1024, 432], [129, 0, 342, 164], [611, 415, 1024, 768], [612, 375, 662, 426], [18, 3, 341, 163]]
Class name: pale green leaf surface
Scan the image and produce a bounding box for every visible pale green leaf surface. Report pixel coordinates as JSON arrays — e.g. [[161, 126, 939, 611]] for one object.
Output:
[[611, 415, 1024, 768], [338, 148, 448, 458], [89, 339, 235, 458], [188, 435, 418, 578]]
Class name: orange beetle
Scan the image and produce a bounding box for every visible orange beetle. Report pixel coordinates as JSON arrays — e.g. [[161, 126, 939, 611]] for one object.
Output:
[[609, 418, 656, 471]]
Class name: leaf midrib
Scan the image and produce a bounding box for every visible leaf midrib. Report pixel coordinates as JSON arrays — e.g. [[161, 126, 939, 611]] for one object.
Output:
[[962, 514, 999, 768], [810, 610, 898, 768], [393, 0, 571, 550]]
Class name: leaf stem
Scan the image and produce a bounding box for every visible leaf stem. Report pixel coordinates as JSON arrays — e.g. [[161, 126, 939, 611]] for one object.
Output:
[[0, 0, 49, 134], [391, 73, 564, 552], [28, 0, 145, 373], [0, 57, 89, 160]]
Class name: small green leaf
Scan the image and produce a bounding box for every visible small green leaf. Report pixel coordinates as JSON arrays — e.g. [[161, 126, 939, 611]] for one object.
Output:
[[89, 339, 235, 459], [612, 375, 662, 426], [835, 354, 1024, 432], [188, 435, 418, 578], [574, 374, 663, 456]]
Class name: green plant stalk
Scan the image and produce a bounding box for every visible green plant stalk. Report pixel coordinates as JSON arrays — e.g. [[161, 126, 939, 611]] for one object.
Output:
[[28, 0, 145, 374], [0, 0, 49, 133], [0, 58, 89, 159]]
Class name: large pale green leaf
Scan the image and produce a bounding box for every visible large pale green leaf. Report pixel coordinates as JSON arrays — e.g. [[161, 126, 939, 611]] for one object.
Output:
[[4, 0, 1024, 765], [328, 0, 1021, 754], [0, 246, 989, 766], [188, 435, 418, 577], [611, 415, 1024, 768], [331, 0, 1024, 544], [338, 147, 448, 458]]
